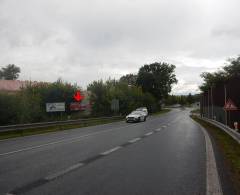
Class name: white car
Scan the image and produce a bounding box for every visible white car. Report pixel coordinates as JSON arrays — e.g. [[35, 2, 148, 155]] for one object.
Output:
[[136, 107, 148, 117], [126, 111, 146, 123]]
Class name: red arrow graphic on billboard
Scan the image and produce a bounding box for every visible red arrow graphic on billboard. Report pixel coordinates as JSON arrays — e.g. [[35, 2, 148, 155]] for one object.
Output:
[[73, 91, 84, 102]]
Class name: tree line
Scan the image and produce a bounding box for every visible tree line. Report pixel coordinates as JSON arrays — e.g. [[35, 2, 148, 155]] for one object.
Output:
[[0, 79, 79, 125], [164, 93, 200, 106], [88, 62, 177, 116], [200, 56, 240, 91], [0, 62, 178, 125]]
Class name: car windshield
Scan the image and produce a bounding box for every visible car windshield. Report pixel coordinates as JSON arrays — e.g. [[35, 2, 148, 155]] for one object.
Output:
[[131, 111, 142, 115]]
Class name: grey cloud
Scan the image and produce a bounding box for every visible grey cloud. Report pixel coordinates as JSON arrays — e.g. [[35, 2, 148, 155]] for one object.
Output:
[[0, 0, 239, 94]]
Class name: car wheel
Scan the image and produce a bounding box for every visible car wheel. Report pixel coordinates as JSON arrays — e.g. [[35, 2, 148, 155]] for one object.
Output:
[[144, 117, 146, 121]]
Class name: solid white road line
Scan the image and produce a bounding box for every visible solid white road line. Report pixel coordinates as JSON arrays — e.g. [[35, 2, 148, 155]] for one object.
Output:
[[45, 163, 84, 181], [0, 124, 141, 157], [128, 138, 141, 143], [100, 146, 122, 155], [0, 113, 174, 157], [192, 119, 223, 195]]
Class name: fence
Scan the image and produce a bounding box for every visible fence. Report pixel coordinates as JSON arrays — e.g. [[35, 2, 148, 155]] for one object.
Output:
[[200, 76, 240, 129]]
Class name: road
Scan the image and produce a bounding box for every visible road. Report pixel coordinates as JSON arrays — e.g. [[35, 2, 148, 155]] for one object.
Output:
[[0, 109, 233, 194]]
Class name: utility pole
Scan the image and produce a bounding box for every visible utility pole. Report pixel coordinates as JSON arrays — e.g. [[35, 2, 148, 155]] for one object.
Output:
[[224, 85, 227, 125], [211, 86, 213, 119], [208, 89, 210, 118]]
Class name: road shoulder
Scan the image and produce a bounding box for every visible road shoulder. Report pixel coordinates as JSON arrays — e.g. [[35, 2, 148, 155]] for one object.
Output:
[[192, 116, 239, 195]]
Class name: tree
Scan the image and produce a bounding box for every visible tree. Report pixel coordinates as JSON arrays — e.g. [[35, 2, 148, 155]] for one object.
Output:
[[200, 71, 226, 91], [87, 79, 159, 116], [87, 80, 111, 116], [0, 64, 21, 80], [119, 74, 138, 86], [186, 93, 194, 104], [136, 62, 177, 100], [223, 56, 240, 77], [0, 92, 20, 125], [199, 55, 240, 92]]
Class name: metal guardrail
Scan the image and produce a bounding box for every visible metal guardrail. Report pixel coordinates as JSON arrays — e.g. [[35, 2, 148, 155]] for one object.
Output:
[[201, 117, 240, 144], [0, 116, 124, 133]]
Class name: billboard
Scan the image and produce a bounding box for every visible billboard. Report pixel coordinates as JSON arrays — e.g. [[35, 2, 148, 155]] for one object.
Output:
[[46, 102, 65, 112]]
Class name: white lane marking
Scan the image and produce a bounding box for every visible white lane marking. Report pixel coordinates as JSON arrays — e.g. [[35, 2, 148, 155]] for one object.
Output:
[[192, 119, 223, 195], [162, 125, 167, 128], [45, 162, 84, 181], [128, 138, 141, 143], [154, 128, 162, 132], [0, 113, 174, 156], [145, 132, 153, 136], [0, 124, 141, 157], [100, 146, 122, 155], [0, 111, 172, 143]]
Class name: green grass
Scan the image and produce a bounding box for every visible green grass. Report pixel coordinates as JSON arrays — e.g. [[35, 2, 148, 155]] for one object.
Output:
[[191, 115, 240, 193], [0, 118, 124, 140]]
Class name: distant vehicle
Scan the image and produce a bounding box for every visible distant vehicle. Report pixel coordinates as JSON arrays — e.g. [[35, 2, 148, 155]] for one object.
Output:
[[135, 107, 148, 117], [126, 111, 146, 123]]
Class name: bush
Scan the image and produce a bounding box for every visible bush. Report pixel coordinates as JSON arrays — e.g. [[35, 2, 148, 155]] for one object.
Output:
[[87, 79, 159, 116], [0, 93, 20, 125]]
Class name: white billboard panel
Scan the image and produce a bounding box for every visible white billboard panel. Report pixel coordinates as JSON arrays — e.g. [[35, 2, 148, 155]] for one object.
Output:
[[46, 102, 65, 112]]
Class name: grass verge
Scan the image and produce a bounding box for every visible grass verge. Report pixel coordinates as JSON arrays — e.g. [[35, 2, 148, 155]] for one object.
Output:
[[191, 115, 240, 194], [0, 118, 124, 140]]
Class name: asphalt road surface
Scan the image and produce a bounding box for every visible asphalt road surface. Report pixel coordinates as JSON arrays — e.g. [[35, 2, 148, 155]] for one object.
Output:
[[0, 109, 233, 195]]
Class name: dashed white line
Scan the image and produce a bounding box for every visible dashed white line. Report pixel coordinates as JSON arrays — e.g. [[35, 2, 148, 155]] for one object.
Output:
[[45, 163, 84, 181], [0, 115, 173, 157], [154, 128, 162, 132], [128, 138, 141, 143], [100, 146, 122, 155], [0, 124, 141, 157], [162, 125, 167, 128], [145, 132, 153, 136]]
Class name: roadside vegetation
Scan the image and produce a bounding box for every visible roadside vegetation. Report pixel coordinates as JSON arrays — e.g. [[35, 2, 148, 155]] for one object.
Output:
[[88, 62, 178, 116], [0, 79, 79, 125], [0, 117, 124, 140], [164, 93, 200, 106], [192, 116, 240, 193], [200, 56, 240, 91], [0, 62, 178, 125]]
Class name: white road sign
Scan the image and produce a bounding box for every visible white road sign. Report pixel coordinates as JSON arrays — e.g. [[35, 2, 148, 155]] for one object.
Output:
[[46, 102, 65, 112]]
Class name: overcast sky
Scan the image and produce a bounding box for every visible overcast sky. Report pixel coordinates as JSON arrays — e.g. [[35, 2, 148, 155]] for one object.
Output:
[[0, 0, 239, 94]]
